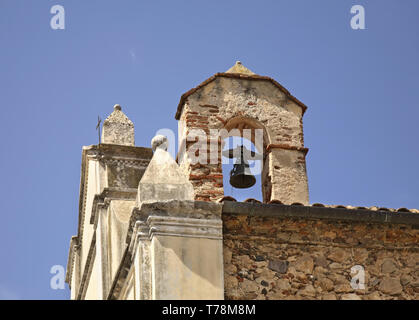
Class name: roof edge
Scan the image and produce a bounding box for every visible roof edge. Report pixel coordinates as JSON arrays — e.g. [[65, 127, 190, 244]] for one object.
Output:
[[222, 201, 419, 226]]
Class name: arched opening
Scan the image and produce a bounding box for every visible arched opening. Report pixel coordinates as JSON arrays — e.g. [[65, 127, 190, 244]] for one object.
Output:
[[220, 116, 271, 202], [222, 136, 262, 201]]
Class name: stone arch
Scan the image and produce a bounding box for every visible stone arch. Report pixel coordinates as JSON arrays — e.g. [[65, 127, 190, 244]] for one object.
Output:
[[222, 116, 271, 150], [220, 116, 272, 203]]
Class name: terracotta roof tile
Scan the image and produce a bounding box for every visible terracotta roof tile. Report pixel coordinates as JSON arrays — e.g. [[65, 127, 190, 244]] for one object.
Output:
[[244, 198, 262, 204], [219, 198, 418, 214]]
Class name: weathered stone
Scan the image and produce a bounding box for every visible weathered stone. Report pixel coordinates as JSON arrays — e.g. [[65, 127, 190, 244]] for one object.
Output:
[[404, 255, 418, 268], [298, 285, 316, 297], [329, 262, 343, 270], [235, 255, 253, 266], [381, 258, 397, 274], [353, 248, 369, 264], [260, 280, 269, 287], [254, 261, 268, 268], [225, 264, 237, 275], [335, 283, 354, 294], [317, 277, 334, 292], [323, 231, 336, 240], [254, 268, 276, 280], [369, 278, 381, 287], [329, 274, 348, 285], [293, 255, 314, 274], [313, 266, 328, 277], [268, 260, 289, 274], [101, 104, 135, 146], [254, 255, 265, 262], [225, 275, 238, 290], [378, 277, 403, 295], [314, 255, 329, 268], [341, 293, 362, 300], [275, 279, 291, 291], [238, 269, 249, 278], [242, 292, 258, 300], [400, 274, 412, 286], [223, 247, 233, 265], [364, 292, 382, 300], [266, 290, 286, 300], [240, 279, 259, 293], [411, 280, 419, 289], [255, 276, 275, 290], [225, 61, 256, 75], [328, 248, 351, 263], [322, 293, 337, 300]]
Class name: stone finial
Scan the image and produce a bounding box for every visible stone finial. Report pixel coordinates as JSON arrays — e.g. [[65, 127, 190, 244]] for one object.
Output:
[[225, 61, 256, 75], [101, 104, 135, 146], [137, 135, 194, 204], [151, 135, 168, 152]]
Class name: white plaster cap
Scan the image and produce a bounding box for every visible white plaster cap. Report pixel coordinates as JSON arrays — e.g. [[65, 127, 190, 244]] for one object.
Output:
[[151, 135, 168, 152]]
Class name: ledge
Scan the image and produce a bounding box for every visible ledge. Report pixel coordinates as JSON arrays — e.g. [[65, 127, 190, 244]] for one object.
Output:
[[222, 201, 419, 226]]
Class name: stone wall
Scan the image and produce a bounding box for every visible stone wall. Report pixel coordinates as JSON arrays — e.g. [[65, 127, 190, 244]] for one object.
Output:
[[223, 214, 418, 300]]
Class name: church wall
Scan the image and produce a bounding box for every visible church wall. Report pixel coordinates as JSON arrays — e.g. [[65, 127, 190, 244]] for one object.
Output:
[[119, 267, 136, 300], [108, 200, 134, 283], [223, 214, 418, 300], [85, 251, 101, 300], [150, 235, 224, 300], [80, 159, 101, 275]]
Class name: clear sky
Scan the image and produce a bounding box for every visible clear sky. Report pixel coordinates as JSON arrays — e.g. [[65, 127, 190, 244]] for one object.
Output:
[[0, 0, 418, 300]]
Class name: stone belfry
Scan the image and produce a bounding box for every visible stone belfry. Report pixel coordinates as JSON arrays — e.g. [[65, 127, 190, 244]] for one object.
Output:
[[176, 61, 309, 205]]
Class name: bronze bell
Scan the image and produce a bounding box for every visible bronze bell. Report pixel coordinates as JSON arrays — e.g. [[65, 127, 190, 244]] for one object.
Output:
[[222, 145, 261, 189], [229, 160, 256, 189]]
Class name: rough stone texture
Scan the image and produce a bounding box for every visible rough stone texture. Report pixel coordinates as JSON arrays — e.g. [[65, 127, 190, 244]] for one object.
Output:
[[176, 63, 309, 204], [102, 105, 135, 146], [223, 215, 418, 300]]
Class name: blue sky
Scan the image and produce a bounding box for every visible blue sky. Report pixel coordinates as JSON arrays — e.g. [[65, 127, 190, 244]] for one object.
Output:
[[0, 0, 418, 300]]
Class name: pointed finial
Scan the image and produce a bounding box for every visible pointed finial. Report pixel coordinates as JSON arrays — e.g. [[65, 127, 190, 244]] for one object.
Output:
[[225, 61, 256, 75], [137, 135, 194, 204], [101, 104, 135, 146]]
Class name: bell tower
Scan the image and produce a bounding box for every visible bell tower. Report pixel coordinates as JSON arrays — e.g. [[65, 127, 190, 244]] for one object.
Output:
[[176, 62, 309, 205]]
